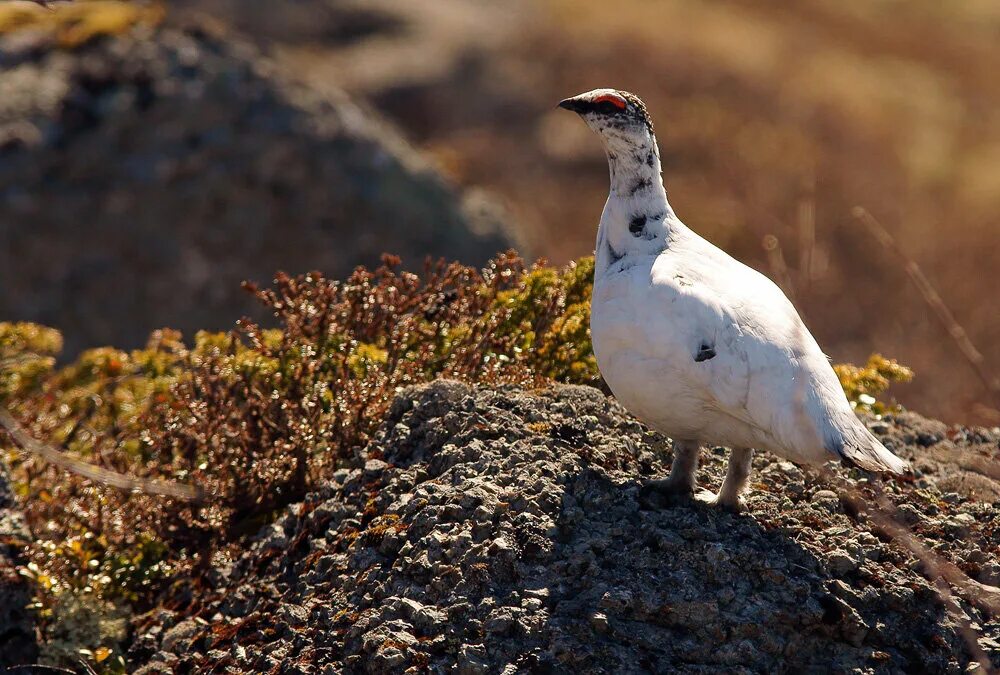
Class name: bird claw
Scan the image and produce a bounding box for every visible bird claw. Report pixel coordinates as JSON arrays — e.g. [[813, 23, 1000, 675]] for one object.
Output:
[[639, 479, 744, 512], [706, 492, 745, 513], [639, 478, 704, 508]]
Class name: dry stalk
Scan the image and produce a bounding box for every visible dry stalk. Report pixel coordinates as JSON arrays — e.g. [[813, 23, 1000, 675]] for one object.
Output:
[[852, 207, 1000, 414], [797, 171, 817, 292], [0, 408, 205, 502], [829, 472, 998, 671], [788, 317, 994, 669], [762, 233, 798, 306]]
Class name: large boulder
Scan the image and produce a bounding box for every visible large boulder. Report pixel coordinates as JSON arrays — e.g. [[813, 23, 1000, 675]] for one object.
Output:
[[130, 381, 1000, 673], [0, 460, 37, 668], [0, 13, 514, 354]]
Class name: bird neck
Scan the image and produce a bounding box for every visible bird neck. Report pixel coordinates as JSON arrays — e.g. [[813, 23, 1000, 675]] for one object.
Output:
[[596, 135, 676, 270]]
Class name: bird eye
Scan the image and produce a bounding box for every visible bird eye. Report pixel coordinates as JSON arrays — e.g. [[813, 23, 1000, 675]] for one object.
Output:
[[592, 94, 627, 113]]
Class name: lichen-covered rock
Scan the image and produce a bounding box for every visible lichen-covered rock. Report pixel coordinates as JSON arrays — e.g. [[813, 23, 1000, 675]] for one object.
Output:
[[0, 16, 514, 354], [130, 380, 1000, 673], [0, 460, 37, 667]]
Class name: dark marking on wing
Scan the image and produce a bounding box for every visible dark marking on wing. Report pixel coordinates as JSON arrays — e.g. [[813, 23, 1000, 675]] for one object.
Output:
[[629, 214, 646, 236], [646, 151, 655, 167], [650, 212, 665, 221], [695, 344, 717, 362]]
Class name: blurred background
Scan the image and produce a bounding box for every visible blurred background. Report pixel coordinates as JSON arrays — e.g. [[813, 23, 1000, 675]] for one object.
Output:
[[1, 0, 998, 425]]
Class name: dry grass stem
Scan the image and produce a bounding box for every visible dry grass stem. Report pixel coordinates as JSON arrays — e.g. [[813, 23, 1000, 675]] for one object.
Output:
[[853, 207, 1000, 415], [797, 172, 817, 291], [830, 472, 998, 670], [0, 408, 204, 501], [762, 233, 798, 306]]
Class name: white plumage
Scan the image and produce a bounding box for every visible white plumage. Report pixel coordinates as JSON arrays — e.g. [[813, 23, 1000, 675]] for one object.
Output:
[[559, 88, 907, 509]]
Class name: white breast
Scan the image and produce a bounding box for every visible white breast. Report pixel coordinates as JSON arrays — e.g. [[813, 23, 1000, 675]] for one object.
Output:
[[591, 252, 764, 449]]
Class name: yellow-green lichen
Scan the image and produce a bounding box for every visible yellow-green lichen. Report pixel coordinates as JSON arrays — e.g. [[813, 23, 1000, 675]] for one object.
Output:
[[835, 353, 914, 414], [0, 1, 165, 49], [0, 253, 914, 671]]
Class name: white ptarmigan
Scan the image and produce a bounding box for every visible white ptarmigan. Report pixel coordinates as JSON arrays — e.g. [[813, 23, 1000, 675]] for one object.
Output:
[[559, 88, 908, 510]]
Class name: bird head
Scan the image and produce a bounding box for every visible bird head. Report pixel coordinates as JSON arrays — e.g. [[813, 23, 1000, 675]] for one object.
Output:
[[558, 88, 655, 151]]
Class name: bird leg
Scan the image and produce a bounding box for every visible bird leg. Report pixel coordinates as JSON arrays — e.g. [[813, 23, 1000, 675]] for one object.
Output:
[[640, 439, 701, 506], [711, 447, 754, 511]]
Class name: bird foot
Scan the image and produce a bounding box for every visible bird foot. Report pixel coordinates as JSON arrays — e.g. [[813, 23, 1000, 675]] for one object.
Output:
[[639, 478, 713, 509], [706, 492, 745, 513]]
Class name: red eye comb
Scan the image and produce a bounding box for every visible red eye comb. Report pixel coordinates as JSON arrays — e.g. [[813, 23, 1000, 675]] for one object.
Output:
[[593, 94, 627, 110]]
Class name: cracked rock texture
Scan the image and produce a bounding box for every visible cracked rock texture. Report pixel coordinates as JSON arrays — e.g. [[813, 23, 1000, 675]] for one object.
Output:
[[0, 460, 37, 668], [128, 380, 1000, 673], [0, 20, 513, 355]]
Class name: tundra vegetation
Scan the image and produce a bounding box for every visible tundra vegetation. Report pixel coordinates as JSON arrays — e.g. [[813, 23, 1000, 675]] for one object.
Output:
[[0, 253, 912, 671]]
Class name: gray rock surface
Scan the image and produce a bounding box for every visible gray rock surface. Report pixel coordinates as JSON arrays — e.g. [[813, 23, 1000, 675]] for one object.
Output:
[[130, 381, 1000, 673], [0, 460, 38, 668], [0, 19, 514, 355]]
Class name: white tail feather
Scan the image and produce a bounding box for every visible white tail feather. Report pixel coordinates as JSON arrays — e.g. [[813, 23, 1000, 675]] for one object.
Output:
[[828, 416, 909, 475]]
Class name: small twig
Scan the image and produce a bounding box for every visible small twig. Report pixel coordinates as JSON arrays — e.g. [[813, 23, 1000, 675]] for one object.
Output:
[[1, 0, 69, 7], [797, 170, 818, 292], [77, 659, 99, 675], [0, 408, 205, 502], [852, 207, 1000, 413], [0, 355, 49, 369], [829, 472, 998, 670], [789, 311, 993, 668], [762, 233, 799, 306]]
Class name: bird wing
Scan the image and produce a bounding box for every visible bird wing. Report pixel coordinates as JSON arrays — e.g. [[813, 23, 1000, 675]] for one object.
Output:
[[647, 232, 907, 473], [641, 250, 760, 422], [644, 233, 827, 452]]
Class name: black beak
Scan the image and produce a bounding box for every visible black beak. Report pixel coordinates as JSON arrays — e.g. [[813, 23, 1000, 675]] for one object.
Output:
[[558, 97, 589, 114]]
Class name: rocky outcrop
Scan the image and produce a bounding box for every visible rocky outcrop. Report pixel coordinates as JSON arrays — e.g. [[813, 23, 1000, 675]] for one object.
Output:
[[130, 381, 1000, 673], [0, 461, 37, 668], [0, 18, 514, 355]]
